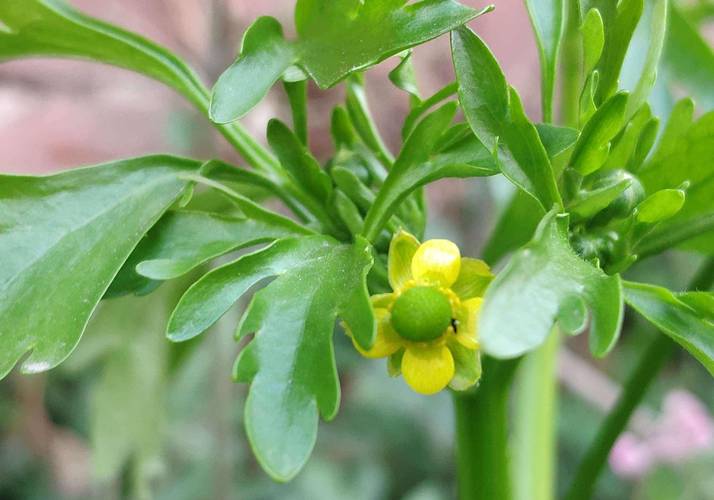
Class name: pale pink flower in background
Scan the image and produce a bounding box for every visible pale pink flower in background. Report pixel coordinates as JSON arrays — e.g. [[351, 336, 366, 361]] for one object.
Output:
[[609, 390, 714, 478], [610, 433, 653, 478], [649, 390, 714, 464]]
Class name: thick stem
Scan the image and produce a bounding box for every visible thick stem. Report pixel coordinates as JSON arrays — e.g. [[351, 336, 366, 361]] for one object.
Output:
[[564, 257, 714, 500], [453, 357, 520, 500], [513, 329, 559, 500]]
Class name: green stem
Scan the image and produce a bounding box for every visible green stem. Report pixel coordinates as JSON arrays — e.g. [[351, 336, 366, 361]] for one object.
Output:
[[564, 257, 714, 500], [560, 0, 582, 128], [181, 75, 335, 227], [513, 329, 559, 500], [563, 334, 674, 500], [453, 357, 520, 500]]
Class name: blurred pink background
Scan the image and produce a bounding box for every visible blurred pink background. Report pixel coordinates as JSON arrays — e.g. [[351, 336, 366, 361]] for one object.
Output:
[[0, 0, 539, 174]]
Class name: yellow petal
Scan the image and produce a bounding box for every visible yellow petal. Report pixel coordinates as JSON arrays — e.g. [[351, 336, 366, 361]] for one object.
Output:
[[411, 239, 461, 287], [388, 230, 420, 292], [353, 308, 402, 359], [401, 344, 455, 395], [455, 298, 482, 350]]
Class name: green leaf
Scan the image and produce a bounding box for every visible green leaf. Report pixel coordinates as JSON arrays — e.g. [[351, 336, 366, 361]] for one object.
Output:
[[479, 210, 624, 358], [130, 209, 310, 281], [635, 189, 685, 224], [535, 123, 580, 159], [662, 7, 714, 111], [581, 8, 605, 74], [0, 0, 205, 107], [284, 80, 309, 145], [87, 289, 172, 483], [0, 155, 199, 379], [333, 190, 364, 235], [388, 51, 421, 102], [170, 236, 373, 480], [603, 104, 658, 171], [622, 0, 668, 119], [451, 27, 562, 210], [402, 82, 458, 140], [568, 171, 633, 220], [624, 281, 714, 376], [267, 119, 332, 200], [345, 76, 394, 166], [637, 103, 714, 255], [296, 0, 483, 88], [595, 0, 643, 103], [569, 92, 628, 175], [211, 1, 484, 122], [362, 103, 497, 241], [210, 17, 297, 123], [482, 191, 545, 265], [579, 71, 599, 127], [524, 0, 565, 121]]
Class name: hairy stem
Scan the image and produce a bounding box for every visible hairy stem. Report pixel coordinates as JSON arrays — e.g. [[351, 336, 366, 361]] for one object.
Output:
[[564, 257, 714, 500], [453, 357, 520, 500]]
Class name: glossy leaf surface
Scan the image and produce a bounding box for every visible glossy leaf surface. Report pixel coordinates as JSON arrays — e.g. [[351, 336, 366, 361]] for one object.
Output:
[[362, 103, 498, 241], [624, 281, 714, 376], [595, 0, 643, 103], [0, 0, 206, 107], [169, 236, 374, 480], [479, 210, 624, 358], [0, 156, 199, 379], [451, 27, 562, 210], [212, 0, 483, 122], [210, 17, 297, 123], [132, 210, 310, 281], [296, 0, 481, 87], [569, 92, 628, 175]]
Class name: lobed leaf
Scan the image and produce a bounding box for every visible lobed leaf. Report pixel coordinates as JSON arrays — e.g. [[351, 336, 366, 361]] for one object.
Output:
[[212, 0, 485, 122], [296, 0, 482, 88], [479, 210, 624, 358], [133, 210, 310, 281], [169, 236, 374, 480], [210, 17, 297, 123], [637, 102, 714, 255], [0, 155, 199, 379]]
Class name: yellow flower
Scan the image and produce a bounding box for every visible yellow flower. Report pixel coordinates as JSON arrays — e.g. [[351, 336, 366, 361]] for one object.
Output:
[[351, 230, 493, 395]]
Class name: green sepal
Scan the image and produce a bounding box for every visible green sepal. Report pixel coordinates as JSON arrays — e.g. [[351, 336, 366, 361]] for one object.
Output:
[[448, 339, 482, 391]]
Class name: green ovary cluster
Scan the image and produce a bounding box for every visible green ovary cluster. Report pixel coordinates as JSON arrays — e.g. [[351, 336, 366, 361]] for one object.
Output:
[[390, 286, 453, 342]]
